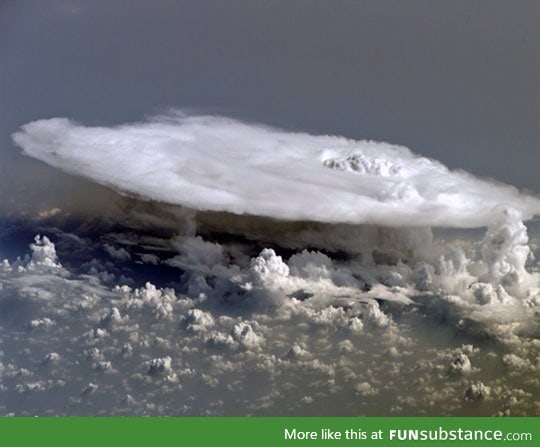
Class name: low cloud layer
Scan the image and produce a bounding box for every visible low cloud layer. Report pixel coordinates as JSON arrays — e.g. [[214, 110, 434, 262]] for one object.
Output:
[[0, 208, 538, 415], [12, 113, 540, 227]]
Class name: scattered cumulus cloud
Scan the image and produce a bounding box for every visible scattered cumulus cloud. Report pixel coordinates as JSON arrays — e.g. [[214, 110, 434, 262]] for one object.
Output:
[[0, 218, 538, 415]]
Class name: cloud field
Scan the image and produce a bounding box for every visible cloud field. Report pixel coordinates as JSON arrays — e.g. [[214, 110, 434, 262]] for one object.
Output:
[[1, 114, 538, 415]]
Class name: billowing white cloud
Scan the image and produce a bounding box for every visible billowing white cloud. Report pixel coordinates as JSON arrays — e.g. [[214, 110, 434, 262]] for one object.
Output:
[[12, 114, 540, 227]]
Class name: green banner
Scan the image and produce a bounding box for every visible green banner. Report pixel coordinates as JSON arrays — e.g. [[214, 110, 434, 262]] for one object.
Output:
[[0, 417, 537, 446]]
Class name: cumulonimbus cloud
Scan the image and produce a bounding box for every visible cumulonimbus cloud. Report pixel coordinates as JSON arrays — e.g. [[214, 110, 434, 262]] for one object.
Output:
[[12, 113, 540, 227]]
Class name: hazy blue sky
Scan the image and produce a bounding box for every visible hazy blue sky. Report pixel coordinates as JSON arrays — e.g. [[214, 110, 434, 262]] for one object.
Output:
[[1, 0, 539, 214]]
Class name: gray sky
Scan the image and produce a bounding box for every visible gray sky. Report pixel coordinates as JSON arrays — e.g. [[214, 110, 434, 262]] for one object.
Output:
[[1, 0, 539, 215]]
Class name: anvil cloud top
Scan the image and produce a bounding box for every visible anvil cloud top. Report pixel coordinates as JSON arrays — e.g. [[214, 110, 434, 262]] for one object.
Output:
[[13, 113, 540, 228]]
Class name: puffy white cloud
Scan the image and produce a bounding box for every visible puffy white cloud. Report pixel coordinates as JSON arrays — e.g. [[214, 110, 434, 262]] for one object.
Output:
[[28, 235, 62, 270], [449, 352, 472, 376], [363, 300, 391, 328], [231, 322, 264, 350], [502, 354, 534, 372], [464, 382, 491, 401], [355, 382, 378, 396], [42, 352, 60, 364], [182, 309, 215, 333], [146, 357, 172, 376], [283, 343, 311, 361], [249, 249, 289, 285], [470, 283, 512, 305]]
